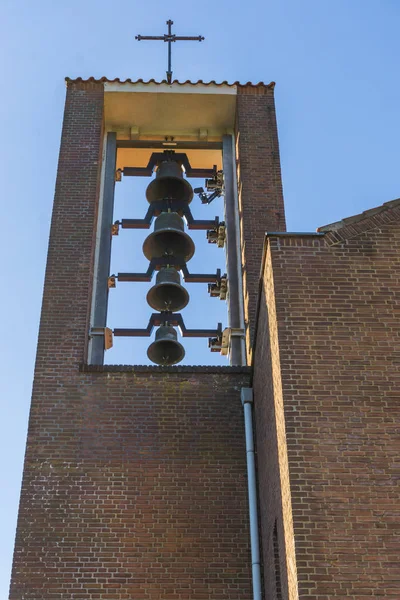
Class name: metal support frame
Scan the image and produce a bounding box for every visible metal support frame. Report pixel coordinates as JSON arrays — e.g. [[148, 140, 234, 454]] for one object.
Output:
[[118, 205, 219, 232], [115, 260, 222, 285], [223, 134, 245, 365], [113, 312, 222, 341], [89, 132, 117, 365], [114, 151, 220, 232], [121, 151, 216, 179], [94, 146, 233, 359]]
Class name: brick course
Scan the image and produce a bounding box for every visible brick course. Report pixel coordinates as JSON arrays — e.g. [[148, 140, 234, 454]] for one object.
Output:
[[253, 218, 400, 599]]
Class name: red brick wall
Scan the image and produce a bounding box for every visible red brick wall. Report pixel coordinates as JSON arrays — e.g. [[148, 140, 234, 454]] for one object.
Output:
[[236, 85, 286, 358], [252, 243, 297, 600], [35, 80, 104, 373], [10, 367, 252, 599], [253, 216, 400, 598], [9, 82, 253, 599]]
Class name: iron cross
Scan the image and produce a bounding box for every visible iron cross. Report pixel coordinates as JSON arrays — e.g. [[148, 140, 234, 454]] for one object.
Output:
[[136, 20, 205, 84]]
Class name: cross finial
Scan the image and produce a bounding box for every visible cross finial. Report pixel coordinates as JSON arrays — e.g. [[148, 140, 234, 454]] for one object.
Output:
[[135, 20, 205, 84]]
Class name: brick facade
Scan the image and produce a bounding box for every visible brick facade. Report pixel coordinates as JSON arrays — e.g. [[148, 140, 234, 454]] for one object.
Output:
[[253, 207, 400, 599], [9, 81, 253, 599], [11, 76, 399, 600], [236, 85, 286, 357], [252, 241, 298, 600], [10, 367, 252, 599]]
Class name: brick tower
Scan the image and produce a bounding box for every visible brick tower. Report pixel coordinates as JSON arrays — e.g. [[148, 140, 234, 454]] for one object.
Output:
[[9, 76, 400, 600], [9, 78, 286, 600]]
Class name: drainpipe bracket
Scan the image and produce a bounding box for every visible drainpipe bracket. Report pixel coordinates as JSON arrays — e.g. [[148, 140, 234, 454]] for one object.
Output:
[[230, 327, 245, 337], [241, 387, 253, 406]]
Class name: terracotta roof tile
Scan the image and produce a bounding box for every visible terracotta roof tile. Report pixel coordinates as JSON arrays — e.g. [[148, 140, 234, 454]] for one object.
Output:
[[65, 76, 275, 88]]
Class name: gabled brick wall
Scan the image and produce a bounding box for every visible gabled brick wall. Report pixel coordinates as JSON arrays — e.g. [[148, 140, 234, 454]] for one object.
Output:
[[253, 217, 400, 599]]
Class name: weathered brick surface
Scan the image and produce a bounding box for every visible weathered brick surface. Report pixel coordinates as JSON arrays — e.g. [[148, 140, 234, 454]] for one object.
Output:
[[35, 80, 104, 374], [236, 85, 286, 358], [252, 243, 298, 600], [253, 217, 400, 599], [9, 82, 253, 599], [10, 370, 252, 599]]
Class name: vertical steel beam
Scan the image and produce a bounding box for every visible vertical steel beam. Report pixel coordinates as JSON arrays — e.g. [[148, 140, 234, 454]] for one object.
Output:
[[223, 134, 245, 365], [89, 132, 117, 364]]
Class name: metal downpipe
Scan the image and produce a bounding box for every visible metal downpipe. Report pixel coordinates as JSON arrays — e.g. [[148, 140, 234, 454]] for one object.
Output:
[[241, 387, 262, 600]]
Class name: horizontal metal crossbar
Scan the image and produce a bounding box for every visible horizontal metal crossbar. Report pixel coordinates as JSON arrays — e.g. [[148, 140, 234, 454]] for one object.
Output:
[[117, 204, 219, 232], [113, 313, 222, 339], [121, 153, 216, 179], [115, 264, 221, 284]]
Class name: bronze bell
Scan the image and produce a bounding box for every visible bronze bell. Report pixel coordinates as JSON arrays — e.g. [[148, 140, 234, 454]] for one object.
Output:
[[147, 267, 189, 312], [147, 325, 185, 365], [146, 160, 193, 204], [143, 212, 195, 262]]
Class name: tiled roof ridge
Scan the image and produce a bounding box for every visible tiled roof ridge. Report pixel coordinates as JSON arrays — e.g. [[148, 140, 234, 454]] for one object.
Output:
[[65, 76, 275, 88], [318, 197, 400, 245]]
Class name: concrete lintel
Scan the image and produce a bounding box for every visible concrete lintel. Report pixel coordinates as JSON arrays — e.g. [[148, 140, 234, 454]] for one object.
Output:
[[105, 82, 237, 95]]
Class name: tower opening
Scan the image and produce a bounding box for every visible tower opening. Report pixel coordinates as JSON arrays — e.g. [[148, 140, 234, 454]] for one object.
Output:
[[106, 149, 228, 365]]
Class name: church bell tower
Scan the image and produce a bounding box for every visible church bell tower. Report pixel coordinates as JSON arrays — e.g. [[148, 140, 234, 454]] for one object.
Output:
[[11, 19, 398, 600], [8, 27, 287, 600], [87, 76, 285, 367]]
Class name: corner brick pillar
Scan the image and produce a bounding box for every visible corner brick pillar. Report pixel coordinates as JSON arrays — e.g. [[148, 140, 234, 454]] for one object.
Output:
[[35, 81, 104, 374], [235, 84, 286, 358], [9, 81, 104, 598]]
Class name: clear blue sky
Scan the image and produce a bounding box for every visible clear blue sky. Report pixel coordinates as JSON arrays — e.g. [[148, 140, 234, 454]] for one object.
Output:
[[1, 0, 399, 594]]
